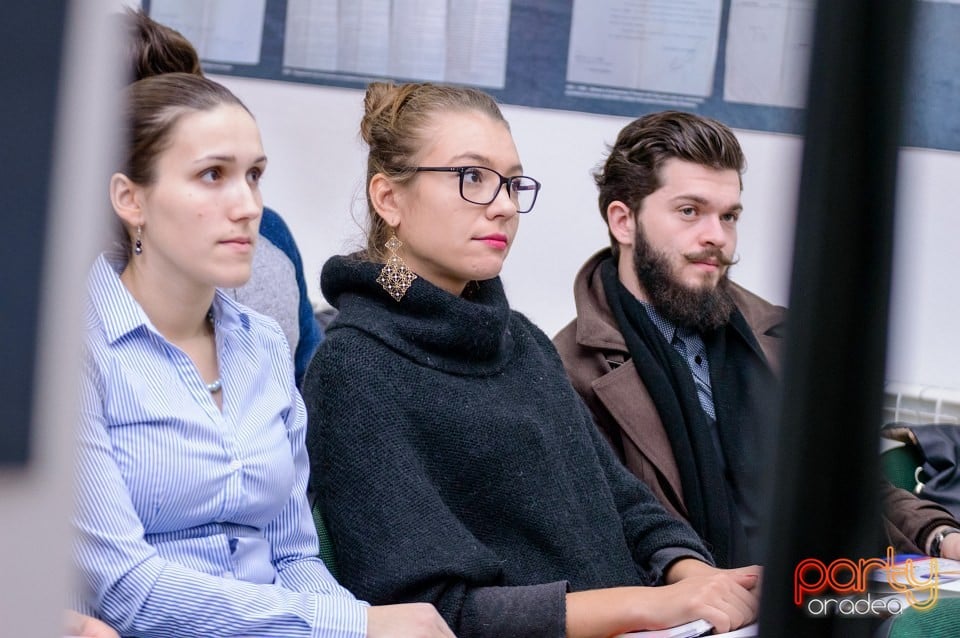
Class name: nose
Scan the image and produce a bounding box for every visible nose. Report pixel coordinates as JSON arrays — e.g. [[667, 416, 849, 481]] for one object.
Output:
[[230, 179, 262, 222], [698, 214, 727, 247], [487, 182, 518, 219]]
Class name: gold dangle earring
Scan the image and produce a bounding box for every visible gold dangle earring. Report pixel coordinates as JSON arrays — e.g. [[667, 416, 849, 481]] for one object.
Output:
[[376, 234, 417, 301], [134, 225, 143, 255]]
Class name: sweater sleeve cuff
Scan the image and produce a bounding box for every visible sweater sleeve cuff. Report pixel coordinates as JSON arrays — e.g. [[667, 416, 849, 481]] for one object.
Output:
[[459, 581, 568, 638], [649, 548, 712, 585]]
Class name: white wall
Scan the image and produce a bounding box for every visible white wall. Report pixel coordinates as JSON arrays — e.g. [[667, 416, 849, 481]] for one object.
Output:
[[888, 147, 960, 392], [215, 74, 960, 392], [214, 77, 801, 331]]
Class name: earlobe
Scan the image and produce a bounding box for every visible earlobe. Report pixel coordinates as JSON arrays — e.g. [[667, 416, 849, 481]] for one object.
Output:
[[109, 173, 144, 227], [607, 200, 635, 248], [369, 173, 401, 228]]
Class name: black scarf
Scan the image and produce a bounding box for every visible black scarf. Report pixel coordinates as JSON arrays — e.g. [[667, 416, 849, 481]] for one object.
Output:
[[600, 259, 777, 567]]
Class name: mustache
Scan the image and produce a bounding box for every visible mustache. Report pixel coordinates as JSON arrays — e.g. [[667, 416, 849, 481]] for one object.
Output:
[[685, 248, 739, 267]]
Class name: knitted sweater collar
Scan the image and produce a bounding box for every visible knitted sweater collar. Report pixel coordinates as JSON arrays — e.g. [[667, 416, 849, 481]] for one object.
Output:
[[321, 254, 515, 375]]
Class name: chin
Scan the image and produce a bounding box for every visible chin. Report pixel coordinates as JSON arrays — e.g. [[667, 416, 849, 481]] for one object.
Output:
[[681, 271, 721, 289], [471, 264, 506, 282], [485, 253, 511, 274], [216, 266, 254, 289]]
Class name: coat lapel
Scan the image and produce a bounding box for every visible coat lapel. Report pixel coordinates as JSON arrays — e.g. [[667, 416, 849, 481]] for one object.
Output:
[[592, 359, 686, 516]]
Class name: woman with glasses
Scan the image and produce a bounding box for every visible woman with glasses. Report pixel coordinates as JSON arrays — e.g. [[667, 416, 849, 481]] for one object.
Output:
[[303, 81, 761, 638]]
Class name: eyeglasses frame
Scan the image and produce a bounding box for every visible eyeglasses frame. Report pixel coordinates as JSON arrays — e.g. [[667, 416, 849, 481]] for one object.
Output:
[[411, 165, 542, 213]]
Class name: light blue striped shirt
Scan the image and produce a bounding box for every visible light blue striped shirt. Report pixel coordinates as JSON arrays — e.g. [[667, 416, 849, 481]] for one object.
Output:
[[74, 254, 367, 638]]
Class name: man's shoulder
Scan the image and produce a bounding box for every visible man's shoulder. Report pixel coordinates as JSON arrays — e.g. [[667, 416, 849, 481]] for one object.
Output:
[[555, 248, 626, 350], [552, 312, 621, 402], [728, 281, 783, 308], [552, 317, 579, 354], [729, 282, 787, 332]]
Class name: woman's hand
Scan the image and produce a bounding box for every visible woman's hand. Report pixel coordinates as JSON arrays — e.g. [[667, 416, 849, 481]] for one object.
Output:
[[644, 563, 761, 633], [64, 611, 119, 638], [367, 602, 456, 638], [665, 558, 762, 586], [566, 562, 761, 638]]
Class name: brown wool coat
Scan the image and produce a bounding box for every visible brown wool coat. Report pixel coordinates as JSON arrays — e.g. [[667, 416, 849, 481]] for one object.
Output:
[[554, 248, 958, 553], [553, 249, 786, 523]]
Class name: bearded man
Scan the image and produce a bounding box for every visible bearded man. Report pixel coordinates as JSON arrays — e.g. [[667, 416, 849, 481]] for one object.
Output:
[[555, 111, 960, 570], [554, 111, 786, 568]]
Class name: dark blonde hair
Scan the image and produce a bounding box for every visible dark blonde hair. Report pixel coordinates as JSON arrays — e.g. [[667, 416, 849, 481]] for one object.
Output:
[[594, 111, 745, 258], [359, 81, 508, 260]]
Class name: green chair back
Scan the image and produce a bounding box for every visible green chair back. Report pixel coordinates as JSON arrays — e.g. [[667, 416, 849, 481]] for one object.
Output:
[[311, 501, 340, 579], [885, 597, 960, 637], [881, 444, 925, 493]]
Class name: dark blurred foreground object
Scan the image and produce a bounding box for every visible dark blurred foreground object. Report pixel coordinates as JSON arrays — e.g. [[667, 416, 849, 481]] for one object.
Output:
[[1, 3, 67, 464], [758, 1, 916, 636]]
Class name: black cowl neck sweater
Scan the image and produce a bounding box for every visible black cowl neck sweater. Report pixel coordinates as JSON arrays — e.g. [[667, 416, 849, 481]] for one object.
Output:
[[304, 255, 711, 638]]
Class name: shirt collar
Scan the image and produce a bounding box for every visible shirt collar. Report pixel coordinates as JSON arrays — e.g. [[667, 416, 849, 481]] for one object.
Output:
[[639, 299, 681, 345], [88, 253, 250, 344], [211, 287, 249, 334]]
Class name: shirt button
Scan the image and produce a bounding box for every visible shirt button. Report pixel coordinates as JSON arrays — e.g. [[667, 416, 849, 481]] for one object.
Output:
[[229, 460, 242, 471]]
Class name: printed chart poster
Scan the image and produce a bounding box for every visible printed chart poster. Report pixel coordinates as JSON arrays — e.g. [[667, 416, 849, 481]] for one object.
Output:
[[150, 0, 267, 66], [566, 0, 723, 108], [282, 0, 510, 88], [723, 0, 814, 109], [144, 0, 960, 152]]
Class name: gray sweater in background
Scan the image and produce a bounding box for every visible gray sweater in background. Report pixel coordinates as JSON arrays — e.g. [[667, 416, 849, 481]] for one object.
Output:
[[229, 207, 321, 386]]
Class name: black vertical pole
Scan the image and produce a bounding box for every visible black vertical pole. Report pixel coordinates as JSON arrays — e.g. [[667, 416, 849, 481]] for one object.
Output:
[[0, 3, 68, 465], [758, 1, 916, 636]]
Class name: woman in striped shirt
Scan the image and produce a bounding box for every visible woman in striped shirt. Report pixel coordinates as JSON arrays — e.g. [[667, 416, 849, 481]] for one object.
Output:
[[71, 18, 453, 638]]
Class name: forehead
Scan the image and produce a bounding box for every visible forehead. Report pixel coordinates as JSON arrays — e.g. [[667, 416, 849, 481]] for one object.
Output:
[[161, 104, 262, 160], [417, 110, 520, 170], [654, 158, 742, 205]]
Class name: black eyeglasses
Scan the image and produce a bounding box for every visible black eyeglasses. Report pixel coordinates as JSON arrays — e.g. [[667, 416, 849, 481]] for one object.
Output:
[[412, 166, 542, 213]]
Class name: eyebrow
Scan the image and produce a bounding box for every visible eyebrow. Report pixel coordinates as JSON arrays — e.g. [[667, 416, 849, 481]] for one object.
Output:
[[671, 193, 742, 212], [194, 154, 268, 165], [449, 152, 523, 175]]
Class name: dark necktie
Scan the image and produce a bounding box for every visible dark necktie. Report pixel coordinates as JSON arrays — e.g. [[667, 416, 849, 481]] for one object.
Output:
[[672, 328, 716, 421]]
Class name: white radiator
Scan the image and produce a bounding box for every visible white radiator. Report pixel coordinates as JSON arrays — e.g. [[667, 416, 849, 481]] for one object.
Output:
[[882, 382, 960, 425]]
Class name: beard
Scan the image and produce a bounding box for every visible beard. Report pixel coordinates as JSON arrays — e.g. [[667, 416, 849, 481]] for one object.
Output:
[[632, 224, 737, 332]]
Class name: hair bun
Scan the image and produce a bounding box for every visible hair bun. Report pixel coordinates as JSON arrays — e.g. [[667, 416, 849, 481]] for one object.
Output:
[[123, 8, 202, 83]]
